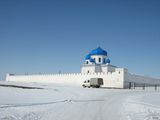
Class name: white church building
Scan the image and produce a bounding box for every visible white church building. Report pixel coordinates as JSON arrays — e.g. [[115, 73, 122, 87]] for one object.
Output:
[[6, 47, 160, 88]]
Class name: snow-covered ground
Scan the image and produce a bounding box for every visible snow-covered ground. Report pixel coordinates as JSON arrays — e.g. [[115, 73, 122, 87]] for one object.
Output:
[[0, 81, 160, 120]]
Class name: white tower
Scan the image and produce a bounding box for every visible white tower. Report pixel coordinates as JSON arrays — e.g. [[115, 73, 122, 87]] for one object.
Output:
[[81, 47, 114, 74]]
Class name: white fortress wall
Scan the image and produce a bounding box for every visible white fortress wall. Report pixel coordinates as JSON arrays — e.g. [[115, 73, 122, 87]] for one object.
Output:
[[6, 69, 124, 88], [124, 72, 160, 88]]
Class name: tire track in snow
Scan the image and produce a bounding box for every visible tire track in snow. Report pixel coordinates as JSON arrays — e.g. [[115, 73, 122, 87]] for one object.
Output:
[[0, 99, 105, 109], [0, 100, 68, 108]]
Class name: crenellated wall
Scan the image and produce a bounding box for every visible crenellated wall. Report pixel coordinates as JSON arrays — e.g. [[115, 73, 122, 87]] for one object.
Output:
[[6, 68, 160, 88], [6, 69, 125, 88]]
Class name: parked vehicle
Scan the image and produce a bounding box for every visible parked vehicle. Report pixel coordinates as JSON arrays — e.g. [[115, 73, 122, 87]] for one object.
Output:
[[82, 78, 103, 88]]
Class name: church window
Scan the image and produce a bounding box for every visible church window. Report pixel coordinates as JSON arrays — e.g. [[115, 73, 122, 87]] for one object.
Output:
[[99, 58, 101, 62]]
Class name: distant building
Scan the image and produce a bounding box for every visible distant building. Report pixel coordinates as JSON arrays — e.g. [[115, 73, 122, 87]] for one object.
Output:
[[6, 47, 160, 88]]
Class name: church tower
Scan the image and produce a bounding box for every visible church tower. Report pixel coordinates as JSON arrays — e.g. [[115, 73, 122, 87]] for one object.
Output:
[[81, 47, 114, 74]]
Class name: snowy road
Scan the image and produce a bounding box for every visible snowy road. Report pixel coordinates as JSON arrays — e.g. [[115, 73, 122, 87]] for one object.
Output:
[[0, 82, 160, 120]]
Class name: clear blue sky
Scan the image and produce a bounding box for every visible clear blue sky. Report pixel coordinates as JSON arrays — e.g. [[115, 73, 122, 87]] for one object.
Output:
[[0, 0, 160, 79]]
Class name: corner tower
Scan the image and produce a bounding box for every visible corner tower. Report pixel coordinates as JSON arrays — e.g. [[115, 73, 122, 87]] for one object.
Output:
[[81, 47, 114, 74]]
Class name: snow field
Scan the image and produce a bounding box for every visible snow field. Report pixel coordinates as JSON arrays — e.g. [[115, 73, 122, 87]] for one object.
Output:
[[0, 81, 160, 120]]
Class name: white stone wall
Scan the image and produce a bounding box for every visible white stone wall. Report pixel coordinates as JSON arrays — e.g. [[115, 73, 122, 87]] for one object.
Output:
[[124, 72, 160, 88], [6, 68, 125, 88], [101, 65, 116, 72], [81, 65, 96, 74], [81, 64, 116, 74], [7, 67, 160, 89]]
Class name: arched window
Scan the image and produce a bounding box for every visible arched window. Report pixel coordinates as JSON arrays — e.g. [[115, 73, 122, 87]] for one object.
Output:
[[99, 58, 101, 62], [86, 61, 89, 64]]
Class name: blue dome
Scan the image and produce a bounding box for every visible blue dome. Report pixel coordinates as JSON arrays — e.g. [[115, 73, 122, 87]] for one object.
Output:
[[106, 58, 111, 63], [85, 54, 91, 60], [90, 58, 95, 63], [90, 47, 107, 56]]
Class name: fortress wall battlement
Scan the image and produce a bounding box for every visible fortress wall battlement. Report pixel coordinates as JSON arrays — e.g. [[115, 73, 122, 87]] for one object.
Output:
[[6, 71, 124, 88]]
